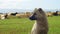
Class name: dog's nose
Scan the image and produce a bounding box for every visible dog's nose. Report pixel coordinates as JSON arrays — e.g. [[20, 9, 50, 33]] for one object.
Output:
[[29, 16, 37, 20]]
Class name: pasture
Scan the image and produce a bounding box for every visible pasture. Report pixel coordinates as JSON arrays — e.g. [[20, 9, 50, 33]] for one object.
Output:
[[0, 16, 60, 34]]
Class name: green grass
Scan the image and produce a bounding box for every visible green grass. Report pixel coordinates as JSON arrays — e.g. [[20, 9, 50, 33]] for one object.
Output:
[[48, 16, 60, 34], [0, 16, 60, 34]]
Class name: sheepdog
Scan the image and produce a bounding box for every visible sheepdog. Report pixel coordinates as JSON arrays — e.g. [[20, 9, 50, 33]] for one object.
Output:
[[29, 8, 49, 34]]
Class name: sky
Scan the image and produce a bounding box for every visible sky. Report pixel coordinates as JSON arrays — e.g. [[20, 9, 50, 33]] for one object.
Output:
[[0, 0, 60, 10]]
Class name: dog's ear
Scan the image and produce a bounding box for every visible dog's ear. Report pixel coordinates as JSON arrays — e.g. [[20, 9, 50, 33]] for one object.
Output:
[[38, 8, 43, 11], [34, 8, 38, 12]]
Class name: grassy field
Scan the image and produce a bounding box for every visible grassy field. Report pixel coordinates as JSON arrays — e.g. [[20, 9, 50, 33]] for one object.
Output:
[[0, 16, 60, 34]]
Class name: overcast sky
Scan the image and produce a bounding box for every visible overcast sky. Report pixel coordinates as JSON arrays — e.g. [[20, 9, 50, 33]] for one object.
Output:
[[0, 0, 60, 9]]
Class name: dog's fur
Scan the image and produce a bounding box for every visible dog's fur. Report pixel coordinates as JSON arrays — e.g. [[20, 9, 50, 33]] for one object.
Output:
[[29, 8, 48, 34]]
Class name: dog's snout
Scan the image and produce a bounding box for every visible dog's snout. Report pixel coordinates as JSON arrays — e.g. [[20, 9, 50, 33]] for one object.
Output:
[[29, 15, 37, 20]]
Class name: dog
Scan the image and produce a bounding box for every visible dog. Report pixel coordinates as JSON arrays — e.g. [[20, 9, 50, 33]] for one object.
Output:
[[29, 8, 49, 34]]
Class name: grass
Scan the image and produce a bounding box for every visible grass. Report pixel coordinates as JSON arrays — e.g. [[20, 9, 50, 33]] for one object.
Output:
[[48, 16, 60, 34], [0, 16, 60, 34]]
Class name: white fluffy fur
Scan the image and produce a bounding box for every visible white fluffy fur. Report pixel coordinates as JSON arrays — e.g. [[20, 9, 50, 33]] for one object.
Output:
[[31, 21, 37, 34]]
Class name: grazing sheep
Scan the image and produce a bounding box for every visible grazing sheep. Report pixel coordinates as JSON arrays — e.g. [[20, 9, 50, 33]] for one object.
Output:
[[8, 12, 18, 16], [52, 11, 58, 16], [46, 12, 53, 17], [0, 14, 8, 19], [11, 12, 18, 16], [16, 14, 26, 18], [58, 12, 60, 16], [16, 13, 32, 18], [29, 8, 49, 34], [1, 14, 5, 19]]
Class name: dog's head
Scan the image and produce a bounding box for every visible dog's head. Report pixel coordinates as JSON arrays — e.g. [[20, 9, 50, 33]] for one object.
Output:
[[29, 8, 45, 20]]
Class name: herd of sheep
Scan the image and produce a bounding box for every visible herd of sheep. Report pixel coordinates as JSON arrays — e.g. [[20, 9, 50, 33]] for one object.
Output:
[[0, 11, 60, 19], [0, 12, 32, 19], [46, 11, 60, 17]]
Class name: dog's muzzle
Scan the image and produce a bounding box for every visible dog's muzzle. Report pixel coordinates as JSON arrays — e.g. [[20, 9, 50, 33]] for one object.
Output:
[[29, 15, 37, 20]]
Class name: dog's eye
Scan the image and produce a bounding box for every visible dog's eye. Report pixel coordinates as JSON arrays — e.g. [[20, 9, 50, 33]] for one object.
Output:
[[34, 13, 36, 15]]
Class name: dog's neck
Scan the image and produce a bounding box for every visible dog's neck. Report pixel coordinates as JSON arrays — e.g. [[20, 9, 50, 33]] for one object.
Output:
[[36, 17, 48, 25]]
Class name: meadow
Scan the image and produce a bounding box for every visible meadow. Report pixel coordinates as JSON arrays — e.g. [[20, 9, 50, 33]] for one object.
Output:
[[0, 16, 60, 34]]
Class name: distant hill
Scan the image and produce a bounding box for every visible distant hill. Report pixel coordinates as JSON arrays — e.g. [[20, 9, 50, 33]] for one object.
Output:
[[0, 9, 33, 13], [0, 9, 60, 13], [44, 9, 60, 12]]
